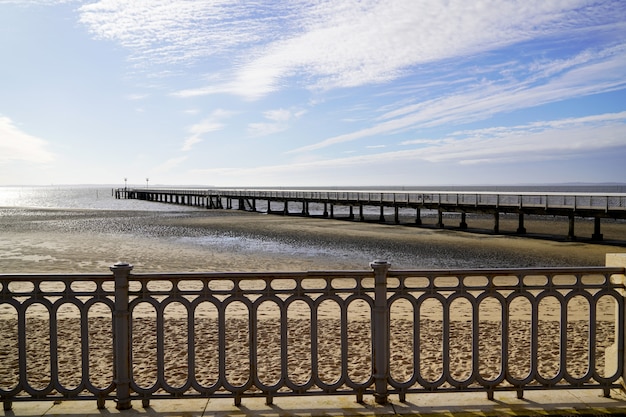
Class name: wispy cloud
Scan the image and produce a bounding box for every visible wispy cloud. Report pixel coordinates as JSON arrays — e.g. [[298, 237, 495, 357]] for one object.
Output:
[[182, 109, 233, 151], [77, 0, 297, 69], [247, 108, 306, 138], [76, 0, 626, 109], [288, 44, 626, 153], [153, 156, 188, 174], [193, 112, 626, 178], [0, 116, 55, 163], [168, 0, 625, 99]]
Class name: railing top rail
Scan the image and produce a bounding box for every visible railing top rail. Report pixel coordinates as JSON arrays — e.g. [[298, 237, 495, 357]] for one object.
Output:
[[389, 266, 625, 277], [3, 266, 623, 282], [118, 187, 626, 198], [0, 273, 111, 280]]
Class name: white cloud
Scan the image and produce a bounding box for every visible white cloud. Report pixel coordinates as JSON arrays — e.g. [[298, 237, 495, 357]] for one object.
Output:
[[76, 0, 626, 106], [169, 0, 624, 99], [153, 156, 188, 174], [0, 116, 55, 164], [247, 108, 306, 138], [182, 109, 233, 151], [288, 44, 626, 153], [77, 0, 296, 69], [126, 93, 148, 100], [193, 112, 626, 178]]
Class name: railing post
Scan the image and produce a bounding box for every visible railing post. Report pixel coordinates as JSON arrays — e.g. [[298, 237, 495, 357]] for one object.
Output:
[[371, 260, 391, 404], [606, 254, 626, 393], [111, 262, 134, 410]]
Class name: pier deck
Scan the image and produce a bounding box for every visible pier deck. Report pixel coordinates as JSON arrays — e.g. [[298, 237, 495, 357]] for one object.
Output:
[[115, 188, 626, 241]]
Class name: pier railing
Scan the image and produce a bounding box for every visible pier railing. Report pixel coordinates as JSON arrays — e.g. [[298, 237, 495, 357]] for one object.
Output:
[[1, 256, 625, 410], [119, 188, 626, 213]]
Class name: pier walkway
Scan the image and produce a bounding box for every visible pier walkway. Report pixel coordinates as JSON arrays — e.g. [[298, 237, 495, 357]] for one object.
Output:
[[115, 188, 626, 241]]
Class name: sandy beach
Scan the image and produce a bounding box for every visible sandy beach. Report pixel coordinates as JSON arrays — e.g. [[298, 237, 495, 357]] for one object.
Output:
[[0, 207, 624, 395]]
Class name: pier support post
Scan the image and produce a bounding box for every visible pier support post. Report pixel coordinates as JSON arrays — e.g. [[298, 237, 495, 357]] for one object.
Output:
[[436, 209, 444, 228], [359, 205, 364, 221], [379, 206, 385, 222], [111, 262, 134, 410], [371, 260, 391, 405], [517, 213, 526, 234], [415, 208, 422, 225], [493, 212, 499, 234], [567, 213, 576, 241], [460, 212, 468, 229], [593, 217, 603, 240], [284, 201, 289, 215], [323, 203, 329, 218], [349, 206, 354, 220], [394, 207, 399, 224]]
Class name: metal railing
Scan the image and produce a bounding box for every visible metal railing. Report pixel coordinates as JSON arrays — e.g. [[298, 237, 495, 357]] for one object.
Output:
[[123, 188, 626, 212], [1, 259, 625, 410]]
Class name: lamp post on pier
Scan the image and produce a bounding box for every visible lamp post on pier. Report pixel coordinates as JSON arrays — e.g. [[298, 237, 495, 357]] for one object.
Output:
[[124, 177, 127, 190], [146, 178, 149, 188]]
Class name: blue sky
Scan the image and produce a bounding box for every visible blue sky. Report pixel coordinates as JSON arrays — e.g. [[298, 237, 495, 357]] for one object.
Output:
[[1, 0, 626, 187]]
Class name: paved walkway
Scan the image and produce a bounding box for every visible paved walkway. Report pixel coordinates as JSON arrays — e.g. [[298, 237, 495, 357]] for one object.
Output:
[[2, 389, 626, 417]]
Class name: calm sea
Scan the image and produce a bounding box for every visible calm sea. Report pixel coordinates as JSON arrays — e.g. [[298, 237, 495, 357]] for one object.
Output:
[[0, 185, 201, 211]]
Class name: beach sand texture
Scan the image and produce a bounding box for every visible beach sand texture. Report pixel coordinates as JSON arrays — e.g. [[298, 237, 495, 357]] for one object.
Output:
[[0, 208, 624, 397], [0, 315, 617, 395]]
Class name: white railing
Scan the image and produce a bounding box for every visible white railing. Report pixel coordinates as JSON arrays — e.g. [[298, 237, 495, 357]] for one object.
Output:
[[1, 258, 625, 411]]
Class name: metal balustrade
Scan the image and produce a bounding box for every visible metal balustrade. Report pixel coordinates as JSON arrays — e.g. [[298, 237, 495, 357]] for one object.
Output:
[[1, 258, 625, 411], [117, 188, 626, 212]]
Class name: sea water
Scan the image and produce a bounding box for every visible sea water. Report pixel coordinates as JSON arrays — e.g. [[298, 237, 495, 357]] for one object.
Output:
[[0, 185, 202, 211]]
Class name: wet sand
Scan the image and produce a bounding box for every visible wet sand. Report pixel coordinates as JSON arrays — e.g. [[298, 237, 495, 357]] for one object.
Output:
[[0, 207, 625, 273], [0, 207, 624, 394]]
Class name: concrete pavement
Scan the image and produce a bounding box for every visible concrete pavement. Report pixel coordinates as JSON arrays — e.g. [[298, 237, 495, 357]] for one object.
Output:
[[2, 388, 626, 417]]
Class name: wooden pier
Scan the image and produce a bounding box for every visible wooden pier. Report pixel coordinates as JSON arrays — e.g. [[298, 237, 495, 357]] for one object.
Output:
[[115, 188, 626, 241]]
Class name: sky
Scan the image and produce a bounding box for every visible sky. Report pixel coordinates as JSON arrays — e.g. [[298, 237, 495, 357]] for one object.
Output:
[[1, 0, 626, 187]]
